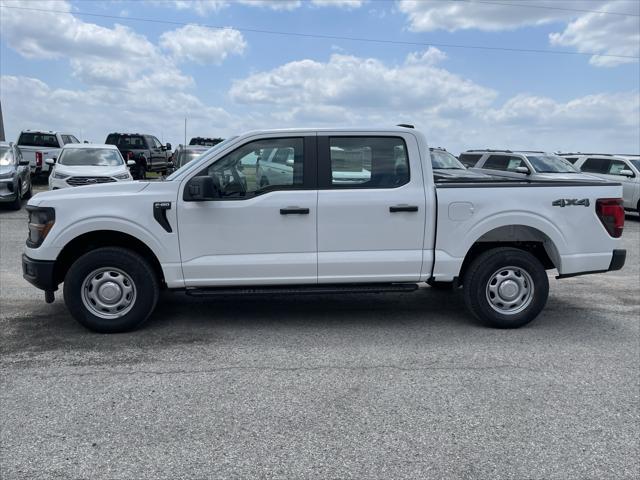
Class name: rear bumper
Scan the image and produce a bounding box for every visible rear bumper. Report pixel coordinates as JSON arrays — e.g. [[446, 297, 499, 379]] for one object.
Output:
[[556, 249, 626, 279], [22, 254, 58, 291]]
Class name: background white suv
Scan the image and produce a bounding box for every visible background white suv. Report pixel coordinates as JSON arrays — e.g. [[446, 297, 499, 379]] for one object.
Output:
[[559, 153, 640, 214], [459, 149, 599, 181], [48, 144, 134, 190]]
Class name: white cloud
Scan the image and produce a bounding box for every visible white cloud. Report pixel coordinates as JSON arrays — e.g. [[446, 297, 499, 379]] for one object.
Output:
[[397, 0, 580, 32], [549, 5, 640, 67], [165, 0, 228, 15], [160, 25, 247, 65], [397, 0, 639, 68], [228, 49, 638, 153], [238, 0, 301, 10], [0, 75, 237, 145], [311, 0, 364, 8], [230, 47, 496, 115]]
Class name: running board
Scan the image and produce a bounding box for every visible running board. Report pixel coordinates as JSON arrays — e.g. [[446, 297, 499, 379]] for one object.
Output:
[[185, 283, 419, 297]]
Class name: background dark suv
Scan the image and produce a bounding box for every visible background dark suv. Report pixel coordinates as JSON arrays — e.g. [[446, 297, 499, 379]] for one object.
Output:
[[105, 133, 173, 179]]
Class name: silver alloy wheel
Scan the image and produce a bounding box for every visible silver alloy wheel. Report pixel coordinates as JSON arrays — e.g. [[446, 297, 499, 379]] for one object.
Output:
[[81, 267, 136, 319], [485, 266, 534, 315]]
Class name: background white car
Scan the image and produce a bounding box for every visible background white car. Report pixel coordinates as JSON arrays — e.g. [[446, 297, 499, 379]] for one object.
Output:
[[559, 153, 640, 214], [47, 144, 135, 190]]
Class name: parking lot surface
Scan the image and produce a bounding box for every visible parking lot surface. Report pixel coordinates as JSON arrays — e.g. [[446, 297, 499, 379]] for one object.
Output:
[[1, 185, 638, 479]]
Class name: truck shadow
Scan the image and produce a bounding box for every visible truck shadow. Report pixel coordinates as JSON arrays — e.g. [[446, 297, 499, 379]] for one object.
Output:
[[2, 287, 632, 365]]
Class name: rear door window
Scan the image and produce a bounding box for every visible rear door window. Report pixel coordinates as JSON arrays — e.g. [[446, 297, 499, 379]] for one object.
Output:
[[581, 158, 611, 174], [323, 136, 409, 188]]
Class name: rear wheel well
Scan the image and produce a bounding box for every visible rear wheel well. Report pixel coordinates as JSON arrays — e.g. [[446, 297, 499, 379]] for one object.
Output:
[[458, 226, 558, 284], [54, 231, 165, 288]]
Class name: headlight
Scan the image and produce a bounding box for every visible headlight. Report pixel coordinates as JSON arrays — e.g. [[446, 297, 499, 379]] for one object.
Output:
[[52, 171, 70, 179], [26, 206, 55, 248], [113, 172, 131, 180]]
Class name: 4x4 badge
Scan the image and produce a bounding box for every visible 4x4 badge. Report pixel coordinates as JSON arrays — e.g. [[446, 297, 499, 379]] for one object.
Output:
[[552, 198, 590, 207]]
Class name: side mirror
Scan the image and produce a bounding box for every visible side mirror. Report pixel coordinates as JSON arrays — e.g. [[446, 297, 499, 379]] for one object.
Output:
[[185, 176, 219, 201], [45, 158, 55, 165], [515, 166, 530, 174], [286, 158, 295, 167], [126, 160, 136, 167], [165, 143, 172, 151], [619, 169, 635, 177]]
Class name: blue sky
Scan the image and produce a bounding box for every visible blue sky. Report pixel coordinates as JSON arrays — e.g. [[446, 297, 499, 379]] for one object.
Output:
[[1, 0, 639, 153]]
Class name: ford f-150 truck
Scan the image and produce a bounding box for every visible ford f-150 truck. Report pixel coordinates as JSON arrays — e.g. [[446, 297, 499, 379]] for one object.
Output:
[[22, 128, 626, 333]]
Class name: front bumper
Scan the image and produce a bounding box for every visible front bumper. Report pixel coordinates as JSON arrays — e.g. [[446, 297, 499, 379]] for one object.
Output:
[[557, 249, 626, 279], [22, 254, 58, 291], [0, 180, 17, 202]]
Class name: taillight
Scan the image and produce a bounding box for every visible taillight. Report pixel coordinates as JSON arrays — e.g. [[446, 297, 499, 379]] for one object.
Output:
[[35, 151, 42, 167], [596, 198, 624, 238]]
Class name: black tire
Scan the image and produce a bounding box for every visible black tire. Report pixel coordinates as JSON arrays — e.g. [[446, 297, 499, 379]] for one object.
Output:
[[463, 247, 549, 328], [8, 183, 22, 210], [23, 181, 33, 200], [63, 247, 160, 333]]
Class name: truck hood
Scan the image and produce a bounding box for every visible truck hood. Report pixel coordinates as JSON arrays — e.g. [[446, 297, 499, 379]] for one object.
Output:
[[53, 164, 129, 177], [29, 181, 150, 206]]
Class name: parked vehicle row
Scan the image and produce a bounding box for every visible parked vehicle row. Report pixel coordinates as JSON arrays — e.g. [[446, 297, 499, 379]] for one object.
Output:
[[22, 127, 626, 334]]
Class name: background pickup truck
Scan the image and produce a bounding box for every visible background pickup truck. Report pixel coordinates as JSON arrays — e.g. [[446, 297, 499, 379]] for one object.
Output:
[[105, 133, 173, 179], [17, 130, 81, 176], [22, 127, 626, 333]]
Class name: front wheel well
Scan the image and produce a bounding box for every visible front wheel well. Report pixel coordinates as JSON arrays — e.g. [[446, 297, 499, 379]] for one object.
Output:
[[54, 230, 165, 288]]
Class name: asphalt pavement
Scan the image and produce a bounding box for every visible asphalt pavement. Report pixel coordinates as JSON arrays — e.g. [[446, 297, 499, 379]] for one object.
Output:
[[1, 184, 638, 479]]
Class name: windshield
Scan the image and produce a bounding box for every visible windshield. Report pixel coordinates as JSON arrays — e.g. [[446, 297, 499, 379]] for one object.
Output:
[[526, 154, 578, 173], [0, 146, 15, 166], [166, 137, 238, 181], [630, 159, 640, 171], [177, 151, 206, 168], [431, 150, 465, 169], [58, 148, 124, 166]]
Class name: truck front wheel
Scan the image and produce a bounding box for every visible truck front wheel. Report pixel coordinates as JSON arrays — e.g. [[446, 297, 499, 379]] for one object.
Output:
[[63, 247, 159, 333], [463, 247, 548, 328]]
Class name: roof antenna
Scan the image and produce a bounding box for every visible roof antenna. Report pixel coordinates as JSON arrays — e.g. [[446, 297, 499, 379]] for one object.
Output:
[[397, 124, 414, 129]]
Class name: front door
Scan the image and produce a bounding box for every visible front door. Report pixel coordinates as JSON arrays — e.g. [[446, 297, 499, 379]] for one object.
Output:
[[316, 134, 428, 283], [177, 135, 318, 286]]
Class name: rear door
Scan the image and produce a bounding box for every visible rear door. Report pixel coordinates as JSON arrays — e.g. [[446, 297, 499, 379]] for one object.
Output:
[[178, 134, 318, 286], [316, 133, 427, 283]]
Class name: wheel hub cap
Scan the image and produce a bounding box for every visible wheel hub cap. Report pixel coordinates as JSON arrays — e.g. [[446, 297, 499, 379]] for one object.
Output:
[[81, 268, 137, 319], [486, 266, 534, 315]]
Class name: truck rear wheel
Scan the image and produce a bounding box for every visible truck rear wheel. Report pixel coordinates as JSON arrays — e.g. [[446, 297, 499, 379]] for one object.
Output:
[[463, 247, 548, 328], [63, 247, 159, 333]]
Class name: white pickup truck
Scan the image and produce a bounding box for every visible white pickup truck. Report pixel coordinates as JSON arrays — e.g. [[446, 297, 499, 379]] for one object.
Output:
[[22, 127, 626, 333], [17, 130, 81, 176]]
